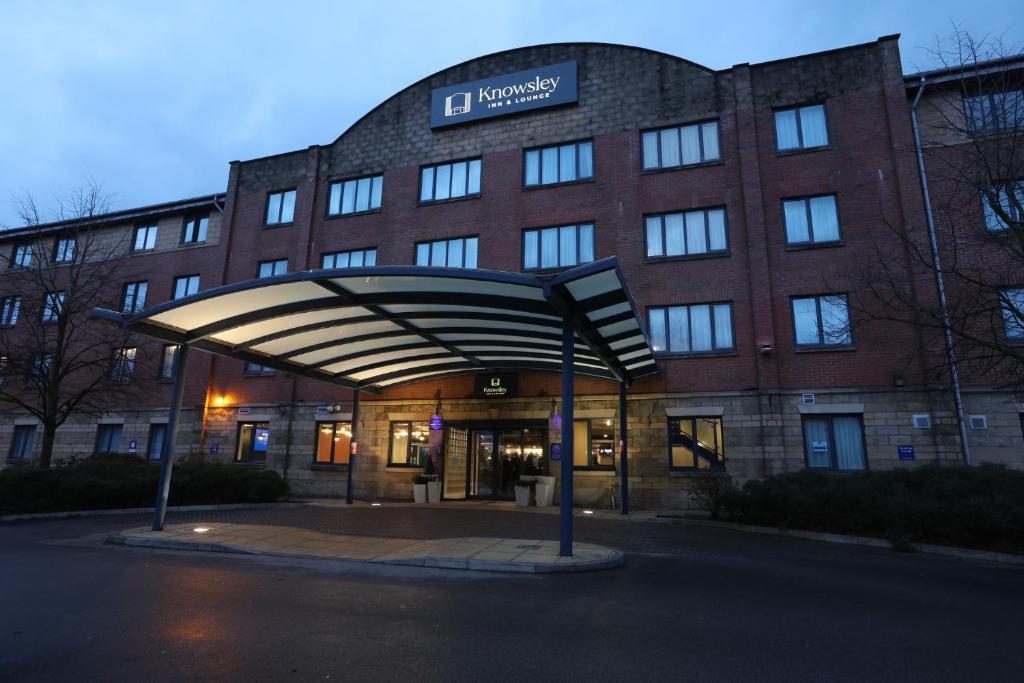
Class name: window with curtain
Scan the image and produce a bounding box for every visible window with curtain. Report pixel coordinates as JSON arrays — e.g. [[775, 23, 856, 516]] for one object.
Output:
[[981, 181, 1023, 231], [159, 344, 179, 380], [388, 421, 429, 466], [1000, 288, 1024, 341], [783, 195, 841, 245], [265, 189, 296, 225], [419, 159, 482, 203], [257, 259, 288, 278], [315, 421, 352, 466], [522, 223, 595, 270], [524, 140, 594, 186], [322, 248, 377, 269], [648, 303, 734, 355], [965, 89, 1024, 133], [668, 416, 724, 470], [236, 422, 270, 463], [641, 121, 720, 170], [792, 295, 851, 348], [327, 175, 384, 216], [802, 415, 866, 471], [8, 425, 35, 461], [572, 418, 615, 470], [95, 424, 123, 454], [147, 423, 167, 461], [774, 104, 829, 151], [181, 215, 208, 244], [645, 208, 728, 259], [0, 296, 21, 327], [415, 236, 478, 268]]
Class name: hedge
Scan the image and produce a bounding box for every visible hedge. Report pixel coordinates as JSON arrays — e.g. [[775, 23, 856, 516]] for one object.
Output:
[[0, 454, 288, 515]]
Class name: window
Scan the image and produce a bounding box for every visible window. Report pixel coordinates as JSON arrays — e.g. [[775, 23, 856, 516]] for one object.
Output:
[[110, 347, 136, 383], [965, 89, 1023, 133], [265, 189, 296, 226], [243, 361, 274, 376], [982, 181, 1023, 232], [645, 208, 728, 259], [173, 275, 199, 299], [1000, 288, 1024, 341], [321, 248, 377, 269], [783, 195, 840, 245], [573, 418, 615, 470], [42, 291, 64, 322], [648, 303, 734, 355], [642, 121, 720, 170], [121, 281, 148, 314], [54, 238, 76, 263], [792, 295, 852, 348], [419, 159, 482, 203], [774, 104, 829, 151], [327, 175, 383, 216], [524, 140, 594, 186], [236, 422, 270, 463], [668, 416, 724, 470], [27, 353, 52, 387], [146, 423, 167, 461], [802, 415, 866, 471], [415, 236, 478, 268], [133, 224, 157, 252], [95, 424, 123, 454], [257, 259, 288, 278], [159, 344, 179, 380], [181, 215, 208, 244], [388, 421, 429, 467], [11, 243, 32, 269], [523, 223, 595, 271], [0, 296, 21, 327], [315, 422, 352, 466], [8, 425, 35, 461]]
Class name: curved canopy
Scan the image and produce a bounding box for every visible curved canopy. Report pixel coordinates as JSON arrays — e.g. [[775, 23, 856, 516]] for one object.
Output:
[[92, 258, 658, 393]]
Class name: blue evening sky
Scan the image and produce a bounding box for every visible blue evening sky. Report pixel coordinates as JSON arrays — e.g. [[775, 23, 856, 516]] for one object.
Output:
[[1, 0, 1020, 227]]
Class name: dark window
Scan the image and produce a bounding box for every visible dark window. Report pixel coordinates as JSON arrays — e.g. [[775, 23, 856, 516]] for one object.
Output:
[[243, 361, 274, 376], [173, 275, 199, 299], [121, 281, 148, 314], [42, 291, 64, 322], [327, 175, 383, 216], [26, 353, 52, 387], [802, 415, 866, 471], [257, 259, 288, 278], [415, 236, 478, 268], [1001, 288, 1024, 341], [419, 159, 481, 203], [783, 195, 841, 245], [265, 189, 296, 226], [982, 181, 1023, 231], [645, 208, 728, 259], [648, 303, 734, 355], [181, 215, 208, 244], [669, 416, 725, 471], [54, 238, 76, 263], [109, 347, 136, 384], [0, 296, 21, 327], [321, 248, 377, 269], [642, 121, 720, 170], [159, 344, 179, 380], [315, 421, 352, 466], [774, 104, 829, 151], [388, 421, 429, 467], [133, 224, 157, 252], [236, 422, 270, 463], [572, 418, 615, 470], [11, 242, 32, 269], [147, 423, 167, 461], [524, 140, 594, 186], [95, 424, 123, 454], [523, 223, 594, 271], [8, 425, 35, 461], [792, 295, 851, 348], [965, 89, 1023, 133]]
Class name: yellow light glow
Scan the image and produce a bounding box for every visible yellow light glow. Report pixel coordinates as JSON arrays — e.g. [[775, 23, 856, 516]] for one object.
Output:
[[193, 527, 211, 533], [213, 395, 227, 407]]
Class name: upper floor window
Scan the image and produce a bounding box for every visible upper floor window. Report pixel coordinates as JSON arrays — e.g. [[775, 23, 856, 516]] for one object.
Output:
[[54, 238, 75, 263], [645, 208, 728, 259], [669, 416, 725, 471], [523, 223, 594, 271], [524, 140, 594, 187], [792, 294, 851, 348], [265, 189, 296, 226], [965, 89, 1023, 133], [982, 181, 1023, 232], [160, 344, 180, 380], [181, 215, 208, 244], [420, 159, 481, 203], [415, 236, 478, 269], [109, 347, 137, 384], [573, 418, 615, 470], [173, 275, 200, 299], [648, 303, 734, 355], [774, 104, 829, 151], [257, 259, 288, 278], [243, 361, 275, 376], [11, 243, 32, 269], [322, 248, 377, 269], [42, 291, 64, 323], [26, 353, 52, 387], [783, 195, 840, 245], [133, 224, 157, 252], [642, 121, 720, 170], [121, 281, 148, 314], [1000, 287, 1024, 341], [327, 175, 383, 216], [0, 296, 20, 327]]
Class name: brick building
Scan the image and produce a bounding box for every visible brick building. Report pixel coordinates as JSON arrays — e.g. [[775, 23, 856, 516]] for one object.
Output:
[[2, 36, 1022, 509]]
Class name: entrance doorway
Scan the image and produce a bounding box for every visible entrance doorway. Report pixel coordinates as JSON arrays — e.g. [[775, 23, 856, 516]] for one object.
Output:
[[449, 423, 547, 500]]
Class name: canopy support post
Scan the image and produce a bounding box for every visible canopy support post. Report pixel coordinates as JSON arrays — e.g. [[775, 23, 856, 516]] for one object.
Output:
[[560, 316, 575, 557], [346, 387, 360, 504], [619, 380, 630, 515], [152, 344, 191, 531]]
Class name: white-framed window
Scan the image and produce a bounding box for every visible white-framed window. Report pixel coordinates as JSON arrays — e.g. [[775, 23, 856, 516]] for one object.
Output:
[[1000, 287, 1024, 341], [419, 159, 481, 203], [11, 243, 32, 269], [265, 189, 296, 225], [783, 195, 841, 245], [110, 347, 136, 384], [121, 281, 148, 314], [982, 181, 1023, 232], [173, 275, 200, 299], [181, 215, 208, 244], [0, 296, 21, 327], [133, 224, 158, 252], [792, 294, 851, 348], [965, 89, 1023, 133], [524, 140, 594, 186], [642, 121, 720, 170], [523, 223, 595, 271], [803, 415, 866, 471], [327, 175, 383, 216], [415, 236, 478, 268], [321, 248, 377, 269], [645, 208, 728, 259], [648, 303, 734, 355], [42, 291, 64, 322], [257, 259, 288, 278], [774, 103, 829, 151], [54, 238, 76, 263]]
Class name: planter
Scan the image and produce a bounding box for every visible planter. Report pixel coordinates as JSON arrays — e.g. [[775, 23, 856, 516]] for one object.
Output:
[[413, 483, 427, 504], [427, 480, 441, 504], [514, 484, 532, 507], [535, 475, 555, 507]]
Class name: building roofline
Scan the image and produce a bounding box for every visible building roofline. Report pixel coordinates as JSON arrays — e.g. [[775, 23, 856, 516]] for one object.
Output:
[[737, 34, 900, 71], [904, 53, 1024, 88]]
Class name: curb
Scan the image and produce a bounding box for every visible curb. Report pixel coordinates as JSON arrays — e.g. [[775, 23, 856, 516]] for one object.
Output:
[[1, 501, 308, 523], [659, 516, 1024, 566]]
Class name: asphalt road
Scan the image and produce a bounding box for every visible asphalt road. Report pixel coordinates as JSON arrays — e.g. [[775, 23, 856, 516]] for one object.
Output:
[[1, 510, 1021, 682]]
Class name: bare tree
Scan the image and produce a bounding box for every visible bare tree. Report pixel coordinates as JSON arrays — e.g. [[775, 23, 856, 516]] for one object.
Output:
[[0, 179, 142, 467]]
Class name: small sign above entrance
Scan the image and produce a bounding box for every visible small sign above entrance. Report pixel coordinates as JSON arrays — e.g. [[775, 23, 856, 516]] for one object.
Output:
[[474, 373, 518, 399]]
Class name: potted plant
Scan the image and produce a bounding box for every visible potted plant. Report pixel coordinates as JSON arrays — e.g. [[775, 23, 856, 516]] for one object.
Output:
[[412, 474, 429, 503], [514, 477, 536, 507], [424, 456, 441, 504]]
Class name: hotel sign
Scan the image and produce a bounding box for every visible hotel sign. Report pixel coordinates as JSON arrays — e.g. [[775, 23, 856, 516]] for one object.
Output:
[[474, 373, 518, 399], [430, 61, 578, 128]]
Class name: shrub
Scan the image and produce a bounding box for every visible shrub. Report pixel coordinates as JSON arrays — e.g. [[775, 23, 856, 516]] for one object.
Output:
[[682, 472, 736, 519]]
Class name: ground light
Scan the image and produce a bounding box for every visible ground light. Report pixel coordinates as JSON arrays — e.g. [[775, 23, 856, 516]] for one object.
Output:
[[582, 510, 594, 515], [371, 503, 382, 507], [193, 527, 211, 533]]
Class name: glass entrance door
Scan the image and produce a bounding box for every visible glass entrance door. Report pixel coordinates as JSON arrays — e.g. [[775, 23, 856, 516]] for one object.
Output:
[[470, 430, 496, 498], [465, 424, 549, 500]]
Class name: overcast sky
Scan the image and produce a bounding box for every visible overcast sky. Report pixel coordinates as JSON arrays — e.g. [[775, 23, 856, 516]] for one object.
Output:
[[1, 0, 1020, 227]]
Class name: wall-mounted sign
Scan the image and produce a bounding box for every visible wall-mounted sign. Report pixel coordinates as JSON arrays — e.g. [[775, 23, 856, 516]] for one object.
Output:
[[210, 442, 219, 454], [898, 445, 915, 461], [128, 440, 137, 453], [474, 373, 518, 399], [811, 441, 828, 452], [430, 61, 578, 128], [550, 443, 562, 462]]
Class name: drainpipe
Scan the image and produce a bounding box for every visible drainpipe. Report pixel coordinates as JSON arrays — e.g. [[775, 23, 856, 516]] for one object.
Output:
[[910, 76, 971, 466]]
